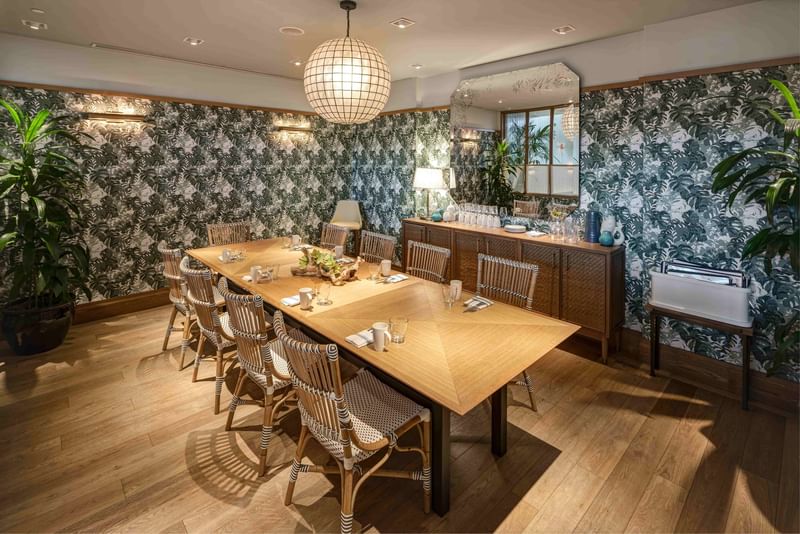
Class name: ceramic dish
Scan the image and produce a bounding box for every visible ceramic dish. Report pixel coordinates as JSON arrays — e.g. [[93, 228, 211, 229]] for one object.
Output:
[[503, 224, 527, 233]]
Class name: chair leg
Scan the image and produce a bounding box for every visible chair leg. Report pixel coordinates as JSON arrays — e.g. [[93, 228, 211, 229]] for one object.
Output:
[[192, 333, 205, 383], [522, 371, 538, 412], [340, 468, 355, 534], [226, 368, 247, 431], [162, 306, 178, 351], [214, 349, 224, 414], [258, 391, 275, 477], [285, 425, 310, 505], [421, 420, 432, 514], [178, 316, 192, 371]]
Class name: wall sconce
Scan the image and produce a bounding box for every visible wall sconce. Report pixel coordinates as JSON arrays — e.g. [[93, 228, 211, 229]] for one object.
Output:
[[84, 111, 147, 123], [275, 124, 313, 134]]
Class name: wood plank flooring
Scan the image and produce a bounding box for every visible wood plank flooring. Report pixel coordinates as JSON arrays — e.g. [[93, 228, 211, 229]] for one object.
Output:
[[0, 305, 797, 533]]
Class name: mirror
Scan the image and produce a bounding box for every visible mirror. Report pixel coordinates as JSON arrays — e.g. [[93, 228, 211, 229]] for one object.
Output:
[[450, 63, 580, 215]]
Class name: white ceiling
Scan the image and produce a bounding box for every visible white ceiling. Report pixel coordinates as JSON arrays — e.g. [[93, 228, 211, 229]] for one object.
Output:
[[0, 0, 759, 81]]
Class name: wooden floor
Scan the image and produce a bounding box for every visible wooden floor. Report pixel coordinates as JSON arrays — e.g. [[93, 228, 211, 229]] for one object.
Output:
[[0, 305, 797, 533]]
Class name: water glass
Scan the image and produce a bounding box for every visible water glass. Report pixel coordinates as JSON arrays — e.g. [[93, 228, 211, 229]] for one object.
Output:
[[316, 281, 332, 305], [442, 284, 456, 309], [389, 317, 408, 343]]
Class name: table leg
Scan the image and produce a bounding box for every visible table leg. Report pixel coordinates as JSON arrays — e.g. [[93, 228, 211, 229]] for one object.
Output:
[[650, 312, 661, 376], [742, 335, 751, 410], [430, 402, 450, 516], [491, 385, 507, 457]]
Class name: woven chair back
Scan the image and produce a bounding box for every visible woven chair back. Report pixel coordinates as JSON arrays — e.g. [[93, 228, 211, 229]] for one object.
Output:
[[273, 311, 354, 461], [476, 253, 539, 310], [359, 230, 396, 264], [320, 223, 349, 250], [207, 221, 251, 246], [406, 240, 451, 283]]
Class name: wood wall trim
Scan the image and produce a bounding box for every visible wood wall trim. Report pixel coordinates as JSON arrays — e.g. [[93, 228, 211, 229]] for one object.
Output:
[[619, 328, 799, 417], [380, 105, 450, 115], [580, 80, 641, 93], [74, 288, 170, 325]]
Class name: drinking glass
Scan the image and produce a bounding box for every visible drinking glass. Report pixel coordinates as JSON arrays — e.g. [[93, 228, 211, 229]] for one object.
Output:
[[442, 284, 456, 309], [316, 281, 332, 305], [368, 262, 380, 281], [499, 207, 508, 219], [281, 236, 291, 249], [389, 317, 409, 343]]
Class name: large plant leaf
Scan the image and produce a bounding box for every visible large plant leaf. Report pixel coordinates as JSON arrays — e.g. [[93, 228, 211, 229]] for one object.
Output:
[[770, 79, 800, 119]]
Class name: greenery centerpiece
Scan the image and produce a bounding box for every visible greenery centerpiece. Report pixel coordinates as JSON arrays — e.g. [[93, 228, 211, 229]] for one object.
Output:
[[710, 79, 799, 375], [292, 247, 361, 285], [0, 100, 93, 355]]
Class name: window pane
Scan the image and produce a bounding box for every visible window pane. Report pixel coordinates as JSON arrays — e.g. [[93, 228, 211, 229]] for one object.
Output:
[[526, 165, 549, 194], [528, 110, 551, 164], [553, 106, 579, 165], [552, 165, 579, 196], [504, 112, 526, 162], [510, 165, 525, 193]]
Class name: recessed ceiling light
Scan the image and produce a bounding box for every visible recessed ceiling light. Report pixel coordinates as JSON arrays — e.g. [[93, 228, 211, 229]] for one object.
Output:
[[390, 18, 415, 29], [279, 26, 305, 36], [30, 8, 45, 14], [21, 19, 47, 30], [291, 59, 304, 66], [410, 63, 423, 70], [552, 25, 575, 35], [183, 37, 204, 46], [498, 100, 503, 104]]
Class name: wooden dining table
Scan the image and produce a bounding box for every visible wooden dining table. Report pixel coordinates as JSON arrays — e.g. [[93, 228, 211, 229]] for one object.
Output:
[[188, 238, 579, 515]]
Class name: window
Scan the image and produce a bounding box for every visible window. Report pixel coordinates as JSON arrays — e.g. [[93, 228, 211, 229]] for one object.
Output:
[[502, 103, 579, 197]]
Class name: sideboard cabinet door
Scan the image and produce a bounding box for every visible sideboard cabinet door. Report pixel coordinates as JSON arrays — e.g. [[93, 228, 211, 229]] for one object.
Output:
[[521, 243, 560, 317], [427, 226, 453, 280], [402, 222, 428, 270], [453, 231, 483, 290], [484, 235, 520, 261], [561, 250, 606, 332]]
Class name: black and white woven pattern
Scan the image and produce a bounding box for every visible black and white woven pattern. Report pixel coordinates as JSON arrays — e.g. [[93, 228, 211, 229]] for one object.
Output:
[[303, 37, 390, 125]]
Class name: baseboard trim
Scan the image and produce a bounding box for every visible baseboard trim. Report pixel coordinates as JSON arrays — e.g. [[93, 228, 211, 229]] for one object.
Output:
[[74, 288, 170, 324], [617, 328, 799, 416]]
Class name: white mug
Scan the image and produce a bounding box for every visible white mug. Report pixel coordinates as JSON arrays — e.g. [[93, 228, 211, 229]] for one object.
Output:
[[380, 259, 392, 277], [372, 322, 391, 352], [299, 287, 313, 310], [334, 245, 344, 259], [250, 265, 262, 282], [450, 280, 462, 300], [291, 234, 301, 247], [221, 248, 231, 262]]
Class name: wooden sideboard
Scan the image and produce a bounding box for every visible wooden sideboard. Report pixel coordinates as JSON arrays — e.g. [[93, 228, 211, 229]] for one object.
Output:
[[402, 218, 626, 361]]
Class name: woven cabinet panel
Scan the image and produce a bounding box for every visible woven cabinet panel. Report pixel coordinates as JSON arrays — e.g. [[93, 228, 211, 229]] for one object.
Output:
[[561, 250, 606, 332], [453, 231, 482, 291], [485, 236, 519, 261], [521, 243, 559, 317], [427, 227, 452, 279]]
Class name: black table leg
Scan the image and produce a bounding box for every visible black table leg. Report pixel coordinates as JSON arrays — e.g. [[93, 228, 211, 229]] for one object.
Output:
[[491, 385, 507, 457], [431, 402, 450, 516], [742, 335, 751, 410], [650, 312, 661, 376]]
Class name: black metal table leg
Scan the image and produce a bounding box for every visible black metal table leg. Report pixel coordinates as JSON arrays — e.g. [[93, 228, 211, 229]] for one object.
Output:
[[430, 402, 450, 516], [491, 385, 507, 457]]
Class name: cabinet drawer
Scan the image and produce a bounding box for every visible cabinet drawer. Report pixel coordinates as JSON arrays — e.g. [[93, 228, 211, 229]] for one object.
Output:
[[521, 243, 560, 317], [561, 250, 606, 332]]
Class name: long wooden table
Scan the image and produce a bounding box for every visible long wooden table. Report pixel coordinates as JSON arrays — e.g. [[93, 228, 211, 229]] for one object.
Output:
[[188, 238, 579, 515]]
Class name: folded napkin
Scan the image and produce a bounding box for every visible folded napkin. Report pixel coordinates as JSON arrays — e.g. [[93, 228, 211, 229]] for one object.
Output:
[[384, 274, 409, 284], [281, 295, 301, 306], [242, 274, 253, 282], [336, 257, 355, 264], [345, 329, 374, 348], [463, 296, 494, 312]]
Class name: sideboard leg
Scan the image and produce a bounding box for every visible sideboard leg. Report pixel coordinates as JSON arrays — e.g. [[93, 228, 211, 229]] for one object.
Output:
[[601, 338, 608, 364], [742, 335, 751, 410], [649, 313, 660, 376]]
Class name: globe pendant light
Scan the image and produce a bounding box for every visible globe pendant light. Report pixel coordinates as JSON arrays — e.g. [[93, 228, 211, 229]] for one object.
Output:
[[561, 102, 579, 138], [304, 0, 391, 125]]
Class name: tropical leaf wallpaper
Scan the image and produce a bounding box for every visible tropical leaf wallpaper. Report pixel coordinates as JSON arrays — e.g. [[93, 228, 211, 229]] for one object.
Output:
[[1, 61, 798, 381]]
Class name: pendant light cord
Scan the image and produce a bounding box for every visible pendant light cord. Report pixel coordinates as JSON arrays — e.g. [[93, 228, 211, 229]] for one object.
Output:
[[346, 9, 350, 37]]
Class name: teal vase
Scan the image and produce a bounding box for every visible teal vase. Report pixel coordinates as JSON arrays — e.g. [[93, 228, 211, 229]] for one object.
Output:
[[599, 230, 614, 246], [431, 211, 443, 222]]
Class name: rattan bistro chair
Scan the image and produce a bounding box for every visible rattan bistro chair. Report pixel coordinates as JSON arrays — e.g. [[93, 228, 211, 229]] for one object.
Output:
[[320, 222, 349, 250], [476, 253, 541, 411], [159, 247, 224, 370], [207, 221, 251, 246], [358, 230, 396, 264], [218, 280, 306, 476], [180, 257, 238, 414], [274, 311, 431, 534], [406, 240, 451, 283]]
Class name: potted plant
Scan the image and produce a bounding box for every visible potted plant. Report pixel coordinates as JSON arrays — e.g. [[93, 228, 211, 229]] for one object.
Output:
[[480, 140, 518, 209], [0, 100, 92, 355], [711, 79, 799, 375]]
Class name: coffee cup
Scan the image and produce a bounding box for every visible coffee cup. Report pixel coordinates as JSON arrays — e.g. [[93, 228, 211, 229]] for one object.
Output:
[[291, 234, 301, 248], [250, 265, 262, 282], [221, 248, 231, 262], [299, 287, 313, 310], [334, 245, 344, 259], [372, 322, 391, 352], [380, 259, 392, 277]]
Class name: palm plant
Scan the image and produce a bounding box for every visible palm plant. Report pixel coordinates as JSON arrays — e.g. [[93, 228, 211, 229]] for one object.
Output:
[[0, 100, 93, 309], [480, 140, 518, 208], [710, 79, 799, 374]]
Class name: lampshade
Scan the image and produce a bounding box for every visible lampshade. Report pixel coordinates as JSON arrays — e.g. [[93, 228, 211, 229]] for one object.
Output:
[[561, 103, 579, 138], [303, 2, 391, 125], [413, 168, 446, 190]]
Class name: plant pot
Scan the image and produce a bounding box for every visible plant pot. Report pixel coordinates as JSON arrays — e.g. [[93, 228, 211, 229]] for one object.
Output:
[[1, 299, 75, 355]]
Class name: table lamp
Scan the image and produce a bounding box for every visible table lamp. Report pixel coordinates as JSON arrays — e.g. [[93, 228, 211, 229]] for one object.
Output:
[[413, 167, 446, 219]]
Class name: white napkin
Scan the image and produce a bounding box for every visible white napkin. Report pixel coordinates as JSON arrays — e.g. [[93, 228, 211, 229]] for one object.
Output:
[[281, 295, 301, 306], [464, 296, 494, 312], [242, 274, 253, 282], [345, 329, 374, 348], [384, 274, 409, 284], [527, 230, 547, 237]]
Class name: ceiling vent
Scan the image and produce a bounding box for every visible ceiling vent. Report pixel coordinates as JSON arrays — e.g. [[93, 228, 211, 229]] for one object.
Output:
[[552, 25, 575, 35]]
